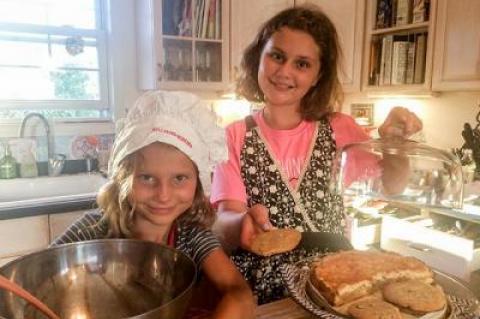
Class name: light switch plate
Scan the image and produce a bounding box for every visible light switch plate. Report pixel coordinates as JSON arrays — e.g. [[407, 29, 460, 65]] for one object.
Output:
[[351, 103, 374, 126]]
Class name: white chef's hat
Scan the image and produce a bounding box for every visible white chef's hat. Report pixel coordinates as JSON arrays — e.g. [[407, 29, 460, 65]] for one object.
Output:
[[109, 90, 227, 193]]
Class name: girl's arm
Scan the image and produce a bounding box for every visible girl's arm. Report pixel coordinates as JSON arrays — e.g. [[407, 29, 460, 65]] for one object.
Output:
[[200, 249, 255, 319], [213, 201, 272, 253], [212, 200, 247, 252]]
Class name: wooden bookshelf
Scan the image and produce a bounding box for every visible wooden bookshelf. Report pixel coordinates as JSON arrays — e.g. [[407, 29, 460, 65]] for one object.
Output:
[[362, 0, 437, 94]]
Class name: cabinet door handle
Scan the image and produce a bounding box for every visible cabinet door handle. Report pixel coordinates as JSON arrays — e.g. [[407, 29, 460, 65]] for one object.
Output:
[[407, 242, 432, 252]]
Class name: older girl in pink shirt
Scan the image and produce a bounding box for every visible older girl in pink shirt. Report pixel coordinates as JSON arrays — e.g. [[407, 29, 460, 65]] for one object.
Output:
[[211, 5, 422, 304]]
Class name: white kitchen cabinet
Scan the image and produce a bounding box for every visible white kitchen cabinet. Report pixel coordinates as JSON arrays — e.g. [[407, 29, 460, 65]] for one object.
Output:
[[0, 210, 90, 265], [0, 255, 18, 267], [136, 0, 230, 92], [432, 0, 480, 91], [49, 210, 86, 243], [0, 215, 49, 258], [381, 214, 480, 281], [346, 216, 381, 250], [229, 0, 364, 93], [297, 0, 365, 93], [229, 0, 293, 82]]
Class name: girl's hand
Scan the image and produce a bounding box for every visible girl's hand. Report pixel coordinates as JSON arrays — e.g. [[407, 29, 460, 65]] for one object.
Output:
[[240, 204, 273, 251], [378, 106, 422, 138]]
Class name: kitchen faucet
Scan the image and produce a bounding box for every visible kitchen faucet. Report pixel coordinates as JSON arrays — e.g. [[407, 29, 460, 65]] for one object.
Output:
[[19, 113, 65, 176]]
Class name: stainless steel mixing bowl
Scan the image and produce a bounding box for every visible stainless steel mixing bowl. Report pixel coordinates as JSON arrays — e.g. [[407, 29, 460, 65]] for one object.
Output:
[[0, 239, 197, 319]]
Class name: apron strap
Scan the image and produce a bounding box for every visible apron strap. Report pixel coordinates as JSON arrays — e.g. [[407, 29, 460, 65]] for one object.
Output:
[[167, 223, 176, 247], [245, 115, 257, 130]]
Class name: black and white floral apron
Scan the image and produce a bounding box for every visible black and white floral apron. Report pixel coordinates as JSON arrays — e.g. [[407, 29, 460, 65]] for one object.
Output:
[[231, 115, 345, 304]]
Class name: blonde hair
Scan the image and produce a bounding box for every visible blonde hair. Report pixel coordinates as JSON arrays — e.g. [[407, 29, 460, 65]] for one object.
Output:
[[97, 145, 215, 238]]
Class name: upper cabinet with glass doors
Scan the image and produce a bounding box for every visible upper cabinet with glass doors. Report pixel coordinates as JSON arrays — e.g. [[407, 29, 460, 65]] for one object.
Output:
[[136, 0, 230, 92]]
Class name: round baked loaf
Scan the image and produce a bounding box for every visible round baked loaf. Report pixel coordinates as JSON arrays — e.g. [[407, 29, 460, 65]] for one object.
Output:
[[250, 228, 301, 257], [382, 280, 446, 314], [348, 298, 402, 319]]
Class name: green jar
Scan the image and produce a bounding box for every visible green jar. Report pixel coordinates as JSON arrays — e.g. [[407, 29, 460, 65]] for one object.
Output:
[[0, 144, 18, 179]]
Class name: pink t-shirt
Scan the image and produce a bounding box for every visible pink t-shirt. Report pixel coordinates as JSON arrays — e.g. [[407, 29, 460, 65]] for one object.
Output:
[[210, 111, 370, 205]]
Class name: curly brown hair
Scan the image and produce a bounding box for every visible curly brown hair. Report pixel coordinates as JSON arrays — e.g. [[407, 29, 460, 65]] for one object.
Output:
[[236, 4, 344, 120], [97, 144, 215, 238]]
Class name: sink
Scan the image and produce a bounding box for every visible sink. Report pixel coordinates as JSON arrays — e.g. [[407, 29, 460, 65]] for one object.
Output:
[[0, 173, 108, 210]]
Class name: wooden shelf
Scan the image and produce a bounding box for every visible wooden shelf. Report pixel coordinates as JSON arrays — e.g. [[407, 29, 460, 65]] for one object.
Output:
[[371, 21, 429, 35], [162, 35, 223, 43]]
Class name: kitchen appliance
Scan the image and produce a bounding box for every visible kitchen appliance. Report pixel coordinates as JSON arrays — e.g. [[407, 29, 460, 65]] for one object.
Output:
[[0, 239, 197, 319]]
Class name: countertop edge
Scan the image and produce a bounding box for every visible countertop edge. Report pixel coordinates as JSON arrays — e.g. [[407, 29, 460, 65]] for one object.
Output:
[[0, 198, 98, 220]]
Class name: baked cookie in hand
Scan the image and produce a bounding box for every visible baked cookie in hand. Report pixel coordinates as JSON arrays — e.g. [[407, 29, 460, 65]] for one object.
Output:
[[250, 228, 301, 257]]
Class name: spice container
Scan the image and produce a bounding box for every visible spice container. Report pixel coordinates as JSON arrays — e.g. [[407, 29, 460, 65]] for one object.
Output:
[[0, 142, 17, 179]]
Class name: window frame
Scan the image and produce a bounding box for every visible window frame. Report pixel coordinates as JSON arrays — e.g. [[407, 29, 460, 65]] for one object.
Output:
[[0, 0, 111, 118]]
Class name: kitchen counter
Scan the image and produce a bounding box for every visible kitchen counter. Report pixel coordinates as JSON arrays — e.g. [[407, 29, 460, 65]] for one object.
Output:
[[0, 173, 106, 220], [0, 197, 97, 220], [256, 298, 313, 319]]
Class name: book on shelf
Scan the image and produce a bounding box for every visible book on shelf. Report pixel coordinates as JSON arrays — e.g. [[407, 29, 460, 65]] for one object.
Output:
[[413, 33, 427, 84], [194, 0, 222, 39], [214, 0, 221, 39], [412, 0, 427, 23], [376, 0, 393, 29], [391, 38, 409, 85], [405, 40, 415, 84], [391, 0, 398, 26], [207, 0, 215, 38], [195, 0, 204, 37], [178, 0, 192, 36], [380, 35, 394, 85], [369, 37, 383, 85], [201, 0, 211, 38], [396, 0, 412, 26], [172, 0, 183, 34], [162, 0, 176, 35]]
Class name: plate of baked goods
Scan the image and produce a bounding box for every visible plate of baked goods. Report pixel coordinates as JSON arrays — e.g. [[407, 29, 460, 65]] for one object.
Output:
[[281, 250, 480, 319]]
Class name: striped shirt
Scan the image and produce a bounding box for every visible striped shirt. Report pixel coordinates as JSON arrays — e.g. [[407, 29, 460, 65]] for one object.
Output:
[[51, 210, 221, 267]]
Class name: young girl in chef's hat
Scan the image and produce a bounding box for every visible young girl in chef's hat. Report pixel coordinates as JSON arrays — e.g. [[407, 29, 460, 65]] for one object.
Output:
[[52, 90, 255, 319]]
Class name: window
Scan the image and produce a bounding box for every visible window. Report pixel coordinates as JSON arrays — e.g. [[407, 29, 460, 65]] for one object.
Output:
[[0, 0, 110, 120]]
